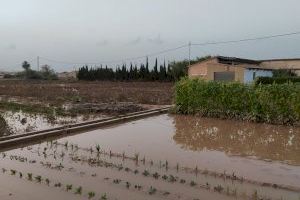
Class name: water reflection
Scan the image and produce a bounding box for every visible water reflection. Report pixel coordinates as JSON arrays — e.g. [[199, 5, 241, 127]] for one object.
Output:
[[173, 115, 300, 165]]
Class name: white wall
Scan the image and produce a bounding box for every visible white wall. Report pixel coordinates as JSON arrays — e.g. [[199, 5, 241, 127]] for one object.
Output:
[[244, 69, 273, 83]]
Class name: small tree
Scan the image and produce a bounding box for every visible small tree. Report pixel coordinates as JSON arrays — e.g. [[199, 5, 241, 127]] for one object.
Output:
[[22, 61, 31, 71]]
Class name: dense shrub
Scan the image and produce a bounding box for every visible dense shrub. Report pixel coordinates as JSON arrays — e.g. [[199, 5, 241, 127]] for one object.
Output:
[[175, 78, 300, 125], [255, 76, 300, 85]]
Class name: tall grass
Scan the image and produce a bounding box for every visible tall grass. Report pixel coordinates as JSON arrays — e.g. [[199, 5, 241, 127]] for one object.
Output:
[[175, 78, 300, 125]]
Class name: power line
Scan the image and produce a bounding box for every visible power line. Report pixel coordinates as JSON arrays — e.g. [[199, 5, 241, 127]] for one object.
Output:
[[192, 31, 300, 46], [39, 44, 188, 65], [36, 30, 300, 66]]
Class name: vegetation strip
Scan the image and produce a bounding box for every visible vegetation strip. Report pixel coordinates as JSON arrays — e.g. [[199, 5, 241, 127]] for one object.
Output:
[[175, 78, 300, 125]]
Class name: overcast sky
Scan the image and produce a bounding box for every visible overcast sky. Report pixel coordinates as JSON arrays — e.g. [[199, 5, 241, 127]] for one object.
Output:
[[1, 0, 300, 71]]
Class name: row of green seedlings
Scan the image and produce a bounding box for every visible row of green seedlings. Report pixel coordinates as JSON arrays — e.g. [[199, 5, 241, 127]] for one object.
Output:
[[1, 167, 108, 200], [52, 142, 287, 193], [3, 152, 278, 200], [25, 142, 293, 195], [2, 153, 172, 199], [3, 152, 234, 198], [108, 177, 170, 196]]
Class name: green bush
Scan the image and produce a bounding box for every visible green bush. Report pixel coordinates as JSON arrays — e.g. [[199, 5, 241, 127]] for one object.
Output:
[[175, 78, 300, 125], [255, 76, 300, 85]]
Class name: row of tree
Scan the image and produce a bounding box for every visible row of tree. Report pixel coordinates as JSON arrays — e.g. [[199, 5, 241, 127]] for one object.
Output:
[[77, 57, 211, 81]]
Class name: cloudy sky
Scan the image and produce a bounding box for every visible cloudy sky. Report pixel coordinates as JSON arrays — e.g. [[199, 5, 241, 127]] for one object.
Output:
[[1, 0, 300, 71]]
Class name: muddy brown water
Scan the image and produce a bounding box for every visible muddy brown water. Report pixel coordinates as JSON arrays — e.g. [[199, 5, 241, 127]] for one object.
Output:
[[1, 114, 300, 200]]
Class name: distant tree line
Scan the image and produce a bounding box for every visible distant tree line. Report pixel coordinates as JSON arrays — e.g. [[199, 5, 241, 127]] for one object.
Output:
[[77, 56, 211, 81], [16, 61, 58, 80]]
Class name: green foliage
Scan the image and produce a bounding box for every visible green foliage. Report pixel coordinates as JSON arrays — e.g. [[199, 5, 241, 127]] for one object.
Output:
[[77, 56, 212, 81], [175, 78, 300, 124], [255, 76, 300, 85], [19, 61, 58, 80]]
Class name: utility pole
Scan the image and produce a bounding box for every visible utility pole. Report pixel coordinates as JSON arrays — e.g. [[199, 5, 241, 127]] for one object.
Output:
[[37, 56, 40, 71], [188, 41, 191, 66]]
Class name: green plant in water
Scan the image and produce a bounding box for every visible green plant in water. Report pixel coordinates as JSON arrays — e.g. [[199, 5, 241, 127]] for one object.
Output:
[[190, 181, 197, 187], [45, 178, 50, 186], [88, 191, 95, 199], [27, 173, 33, 181], [148, 186, 157, 195], [95, 144, 101, 153], [66, 184, 73, 191], [10, 169, 17, 175], [100, 193, 107, 200], [35, 175, 42, 183], [152, 172, 160, 179], [75, 186, 82, 195], [142, 170, 150, 176]]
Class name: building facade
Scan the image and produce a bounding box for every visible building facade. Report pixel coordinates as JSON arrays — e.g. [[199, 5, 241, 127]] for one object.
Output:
[[188, 56, 300, 83]]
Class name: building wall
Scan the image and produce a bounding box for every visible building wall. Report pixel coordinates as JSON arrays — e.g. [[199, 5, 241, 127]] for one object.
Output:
[[244, 69, 273, 83], [260, 60, 300, 76], [188, 58, 246, 82]]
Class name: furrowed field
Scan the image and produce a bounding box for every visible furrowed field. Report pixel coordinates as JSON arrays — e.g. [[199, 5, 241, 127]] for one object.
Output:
[[0, 80, 174, 105]]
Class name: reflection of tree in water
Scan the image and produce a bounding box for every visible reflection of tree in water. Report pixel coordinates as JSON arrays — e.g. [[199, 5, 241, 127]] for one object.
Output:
[[0, 115, 11, 136], [173, 115, 300, 165]]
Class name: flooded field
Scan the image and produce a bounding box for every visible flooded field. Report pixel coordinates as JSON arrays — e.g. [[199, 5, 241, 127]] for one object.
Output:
[[0, 114, 300, 200], [0, 110, 105, 136]]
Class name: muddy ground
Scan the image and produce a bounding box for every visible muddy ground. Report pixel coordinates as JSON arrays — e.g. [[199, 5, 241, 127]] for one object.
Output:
[[0, 80, 174, 105]]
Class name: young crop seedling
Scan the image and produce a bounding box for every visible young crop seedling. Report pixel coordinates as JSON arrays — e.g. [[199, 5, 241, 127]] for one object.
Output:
[[113, 179, 121, 184], [190, 181, 197, 187], [66, 184, 73, 191], [96, 144, 101, 154], [148, 186, 157, 195], [100, 193, 107, 200], [54, 182, 62, 188], [10, 169, 17, 175], [88, 191, 95, 199], [45, 178, 50, 186], [19, 172, 23, 178], [134, 185, 142, 190], [142, 170, 150, 176], [126, 182, 131, 189], [75, 186, 82, 195], [27, 173, 33, 181], [35, 175, 42, 183], [152, 172, 160, 179], [179, 179, 186, 184]]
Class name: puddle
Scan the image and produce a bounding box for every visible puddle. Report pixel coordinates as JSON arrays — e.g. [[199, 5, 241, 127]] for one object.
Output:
[[1, 114, 300, 200]]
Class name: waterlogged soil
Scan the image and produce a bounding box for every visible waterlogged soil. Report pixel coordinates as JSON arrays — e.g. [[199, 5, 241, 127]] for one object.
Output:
[[0, 110, 106, 136], [0, 114, 300, 200]]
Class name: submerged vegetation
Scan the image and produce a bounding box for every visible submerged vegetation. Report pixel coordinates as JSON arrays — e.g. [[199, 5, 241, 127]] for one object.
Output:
[[175, 78, 300, 125]]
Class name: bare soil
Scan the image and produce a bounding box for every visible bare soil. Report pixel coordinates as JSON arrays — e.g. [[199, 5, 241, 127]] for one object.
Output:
[[0, 80, 174, 105]]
